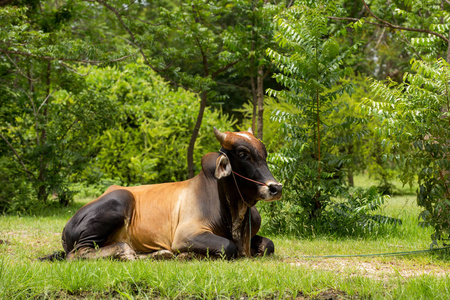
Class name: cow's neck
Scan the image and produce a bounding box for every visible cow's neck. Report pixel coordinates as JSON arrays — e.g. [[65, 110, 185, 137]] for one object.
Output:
[[218, 177, 251, 257]]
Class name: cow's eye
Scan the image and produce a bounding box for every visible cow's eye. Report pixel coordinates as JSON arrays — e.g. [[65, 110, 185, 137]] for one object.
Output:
[[238, 151, 249, 160]]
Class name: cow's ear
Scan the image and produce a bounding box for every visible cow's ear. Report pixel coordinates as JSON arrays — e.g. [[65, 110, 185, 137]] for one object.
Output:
[[215, 155, 231, 179]]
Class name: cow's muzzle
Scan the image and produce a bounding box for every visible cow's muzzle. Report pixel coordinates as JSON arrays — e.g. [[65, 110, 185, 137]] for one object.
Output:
[[261, 181, 283, 201]]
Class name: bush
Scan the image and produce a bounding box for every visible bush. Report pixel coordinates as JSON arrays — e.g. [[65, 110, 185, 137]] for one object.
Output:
[[259, 1, 399, 236], [366, 58, 450, 246], [78, 62, 236, 193]]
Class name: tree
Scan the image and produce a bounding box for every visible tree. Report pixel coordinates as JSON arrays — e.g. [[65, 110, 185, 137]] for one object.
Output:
[[333, 0, 450, 63], [366, 58, 450, 246], [262, 0, 399, 236], [80, 62, 236, 188], [267, 0, 356, 217], [0, 1, 129, 209], [225, 0, 283, 140], [327, 76, 402, 194], [89, 0, 242, 178], [355, 0, 450, 245]]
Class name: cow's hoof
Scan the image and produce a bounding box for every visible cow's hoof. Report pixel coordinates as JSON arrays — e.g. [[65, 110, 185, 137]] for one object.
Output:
[[150, 250, 174, 260], [176, 252, 194, 261], [176, 252, 207, 261], [115, 243, 137, 261]]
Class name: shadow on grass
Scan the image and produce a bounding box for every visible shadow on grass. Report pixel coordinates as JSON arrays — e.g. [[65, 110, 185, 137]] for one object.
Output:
[[430, 248, 450, 261], [1, 199, 88, 220]]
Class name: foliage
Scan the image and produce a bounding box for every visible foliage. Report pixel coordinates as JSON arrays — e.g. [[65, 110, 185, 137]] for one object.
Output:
[[329, 186, 401, 230], [334, 0, 450, 82], [80, 62, 236, 194], [365, 58, 450, 246], [390, 0, 450, 61], [328, 76, 404, 194], [261, 185, 400, 236], [266, 0, 351, 214], [261, 0, 400, 236], [92, 0, 250, 177], [0, 1, 128, 210], [234, 97, 292, 153]]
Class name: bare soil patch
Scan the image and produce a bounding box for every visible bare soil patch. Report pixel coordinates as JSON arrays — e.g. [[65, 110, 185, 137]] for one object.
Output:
[[294, 289, 356, 300], [289, 257, 449, 280]]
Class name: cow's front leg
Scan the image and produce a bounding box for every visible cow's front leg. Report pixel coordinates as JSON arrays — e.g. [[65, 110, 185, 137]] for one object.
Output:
[[173, 232, 238, 259], [248, 207, 274, 256], [250, 235, 275, 256], [66, 242, 136, 261]]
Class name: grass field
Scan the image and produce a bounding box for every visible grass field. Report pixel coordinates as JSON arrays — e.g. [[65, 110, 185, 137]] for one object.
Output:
[[1, 176, 449, 299]]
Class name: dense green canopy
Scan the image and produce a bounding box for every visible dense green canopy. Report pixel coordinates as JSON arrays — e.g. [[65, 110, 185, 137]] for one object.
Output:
[[1, 0, 449, 244]]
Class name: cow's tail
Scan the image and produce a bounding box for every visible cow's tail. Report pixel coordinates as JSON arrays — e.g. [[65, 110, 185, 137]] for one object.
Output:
[[38, 250, 66, 261]]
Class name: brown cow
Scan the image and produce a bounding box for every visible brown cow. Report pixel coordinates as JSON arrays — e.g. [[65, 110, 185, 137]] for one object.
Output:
[[42, 128, 282, 261]]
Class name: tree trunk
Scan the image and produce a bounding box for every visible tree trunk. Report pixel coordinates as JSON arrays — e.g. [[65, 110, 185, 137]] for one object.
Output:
[[316, 89, 321, 176], [187, 91, 208, 178], [447, 28, 450, 63], [312, 88, 322, 216], [37, 62, 51, 203], [347, 144, 354, 187], [250, 75, 257, 132], [256, 66, 264, 140], [348, 170, 354, 187], [250, 13, 257, 134]]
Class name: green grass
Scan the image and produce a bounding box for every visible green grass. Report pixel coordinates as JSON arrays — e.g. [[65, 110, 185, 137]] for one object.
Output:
[[353, 171, 417, 196], [1, 179, 449, 299]]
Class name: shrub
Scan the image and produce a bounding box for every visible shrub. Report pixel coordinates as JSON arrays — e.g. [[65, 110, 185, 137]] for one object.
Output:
[[78, 62, 236, 196], [366, 58, 450, 246], [259, 0, 400, 236]]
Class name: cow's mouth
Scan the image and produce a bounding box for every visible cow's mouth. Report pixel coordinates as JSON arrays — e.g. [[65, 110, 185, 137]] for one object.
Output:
[[258, 181, 282, 202]]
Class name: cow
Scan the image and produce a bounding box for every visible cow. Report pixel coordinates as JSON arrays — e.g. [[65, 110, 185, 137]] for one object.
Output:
[[41, 127, 282, 261]]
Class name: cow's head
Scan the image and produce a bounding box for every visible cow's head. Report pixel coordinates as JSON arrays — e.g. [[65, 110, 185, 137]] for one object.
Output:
[[213, 127, 282, 206]]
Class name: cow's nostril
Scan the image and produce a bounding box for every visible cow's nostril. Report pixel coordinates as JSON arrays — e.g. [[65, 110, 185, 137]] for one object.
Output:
[[268, 183, 282, 195]]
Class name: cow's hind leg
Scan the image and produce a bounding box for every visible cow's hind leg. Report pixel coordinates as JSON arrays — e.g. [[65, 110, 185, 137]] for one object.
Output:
[[62, 189, 135, 260], [67, 242, 136, 261]]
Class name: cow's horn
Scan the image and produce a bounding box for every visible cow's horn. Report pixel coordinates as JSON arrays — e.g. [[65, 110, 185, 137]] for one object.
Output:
[[213, 127, 226, 143], [247, 127, 254, 135]]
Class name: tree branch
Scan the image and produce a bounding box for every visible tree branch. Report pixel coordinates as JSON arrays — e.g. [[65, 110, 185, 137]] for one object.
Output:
[[37, 91, 54, 114], [211, 61, 239, 78], [0, 132, 35, 180], [61, 62, 93, 76], [327, 16, 385, 27], [361, 0, 449, 43], [90, 0, 193, 92], [0, 49, 138, 64], [20, 87, 46, 147], [92, 0, 156, 67], [387, 0, 423, 60], [329, 3, 449, 44], [188, 5, 209, 77], [5, 53, 38, 81], [118, 0, 137, 13], [216, 81, 248, 90], [124, 14, 163, 26]]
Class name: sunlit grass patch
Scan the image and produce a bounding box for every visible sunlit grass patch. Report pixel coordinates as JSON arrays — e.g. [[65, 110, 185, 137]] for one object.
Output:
[[1, 181, 449, 299]]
